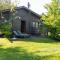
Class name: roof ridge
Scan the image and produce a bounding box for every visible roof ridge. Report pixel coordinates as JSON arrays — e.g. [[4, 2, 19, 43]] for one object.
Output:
[[16, 6, 40, 18]]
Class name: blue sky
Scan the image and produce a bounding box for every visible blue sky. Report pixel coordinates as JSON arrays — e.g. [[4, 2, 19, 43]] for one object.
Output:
[[12, 0, 51, 15]]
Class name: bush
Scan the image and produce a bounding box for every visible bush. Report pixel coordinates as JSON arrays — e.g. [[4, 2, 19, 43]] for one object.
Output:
[[55, 35, 60, 40], [0, 23, 12, 38]]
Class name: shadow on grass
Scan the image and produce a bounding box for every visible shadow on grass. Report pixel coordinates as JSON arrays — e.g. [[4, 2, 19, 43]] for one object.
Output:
[[8, 37, 60, 43], [0, 45, 60, 60], [0, 45, 41, 60]]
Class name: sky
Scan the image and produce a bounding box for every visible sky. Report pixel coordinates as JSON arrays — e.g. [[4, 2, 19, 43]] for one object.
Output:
[[12, 0, 51, 15]]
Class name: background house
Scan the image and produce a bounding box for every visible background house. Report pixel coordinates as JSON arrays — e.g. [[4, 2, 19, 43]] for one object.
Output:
[[0, 6, 44, 37], [12, 6, 43, 35]]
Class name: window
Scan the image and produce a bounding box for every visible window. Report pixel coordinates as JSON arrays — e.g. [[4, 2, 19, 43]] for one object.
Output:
[[32, 22, 39, 28], [36, 22, 38, 28], [32, 22, 35, 27]]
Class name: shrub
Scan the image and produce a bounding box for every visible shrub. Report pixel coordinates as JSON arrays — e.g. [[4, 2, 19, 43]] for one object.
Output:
[[0, 23, 12, 38]]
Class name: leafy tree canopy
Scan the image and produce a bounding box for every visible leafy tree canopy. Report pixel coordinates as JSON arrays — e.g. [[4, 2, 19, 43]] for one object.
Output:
[[0, 0, 16, 11], [42, 0, 60, 28], [42, 0, 60, 38]]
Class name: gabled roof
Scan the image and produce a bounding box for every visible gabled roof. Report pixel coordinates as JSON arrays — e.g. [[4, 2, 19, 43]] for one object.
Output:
[[16, 6, 40, 18]]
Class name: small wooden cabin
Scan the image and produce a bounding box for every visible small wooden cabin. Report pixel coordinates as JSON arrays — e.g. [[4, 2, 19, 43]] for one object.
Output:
[[12, 6, 43, 34]]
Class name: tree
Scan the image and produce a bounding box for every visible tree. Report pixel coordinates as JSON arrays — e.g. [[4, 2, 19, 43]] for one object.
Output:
[[0, 0, 16, 37], [42, 0, 60, 39]]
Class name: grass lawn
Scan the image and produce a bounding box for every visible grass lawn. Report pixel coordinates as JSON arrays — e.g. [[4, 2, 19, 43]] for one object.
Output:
[[0, 38, 60, 60]]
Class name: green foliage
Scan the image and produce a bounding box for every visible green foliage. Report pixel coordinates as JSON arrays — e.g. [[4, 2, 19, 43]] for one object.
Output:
[[0, 0, 15, 11], [0, 0, 17, 37], [42, 0, 60, 39], [0, 23, 12, 37]]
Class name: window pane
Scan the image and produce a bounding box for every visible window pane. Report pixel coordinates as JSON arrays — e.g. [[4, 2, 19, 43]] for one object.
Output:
[[36, 22, 38, 28], [32, 22, 35, 27]]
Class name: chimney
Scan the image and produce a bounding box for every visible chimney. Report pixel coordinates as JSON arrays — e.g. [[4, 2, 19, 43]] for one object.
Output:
[[27, 2, 30, 8]]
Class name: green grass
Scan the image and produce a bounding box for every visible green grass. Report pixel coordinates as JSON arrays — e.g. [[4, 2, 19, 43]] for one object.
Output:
[[0, 38, 60, 60]]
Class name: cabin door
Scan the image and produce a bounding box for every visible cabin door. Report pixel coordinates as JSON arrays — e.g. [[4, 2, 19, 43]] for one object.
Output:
[[21, 20, 26, 33]]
